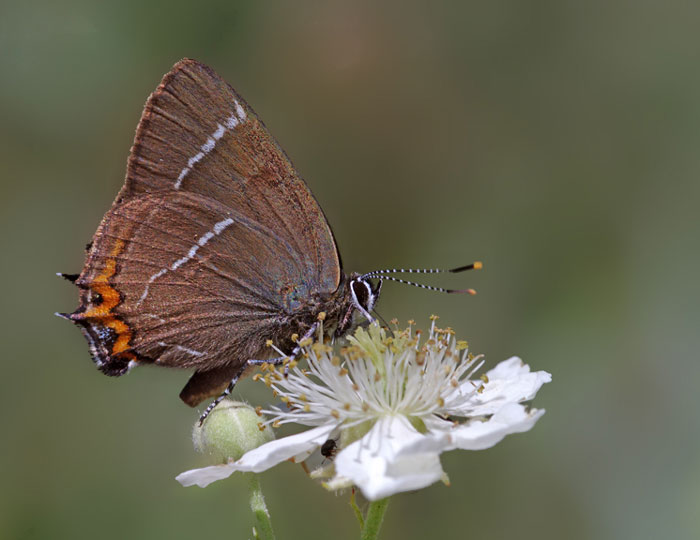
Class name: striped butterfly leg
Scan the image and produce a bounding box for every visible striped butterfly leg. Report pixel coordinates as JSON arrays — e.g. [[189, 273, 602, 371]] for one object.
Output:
[[196, 357, 283, 426], [198, 322, 320, 425]]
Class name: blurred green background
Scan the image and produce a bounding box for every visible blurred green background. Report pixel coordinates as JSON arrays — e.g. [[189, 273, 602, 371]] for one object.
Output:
[[2, 1, 699, 538]]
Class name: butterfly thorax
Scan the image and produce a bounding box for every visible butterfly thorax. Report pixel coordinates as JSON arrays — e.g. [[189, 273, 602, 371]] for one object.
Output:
[[272, 270, 379, 348]]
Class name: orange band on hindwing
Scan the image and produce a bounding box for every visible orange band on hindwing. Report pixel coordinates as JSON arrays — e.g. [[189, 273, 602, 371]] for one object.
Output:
[[79, 239, 136, 360]]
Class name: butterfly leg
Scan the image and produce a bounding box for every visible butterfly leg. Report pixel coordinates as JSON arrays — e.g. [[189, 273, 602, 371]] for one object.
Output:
[[197, 366, 248, 425], [282, 322, 319, 377], [198, 322, 321, 425], [197, 357, 287, 425]]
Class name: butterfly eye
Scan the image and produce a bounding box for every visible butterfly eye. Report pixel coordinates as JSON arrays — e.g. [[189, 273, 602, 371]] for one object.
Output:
[[350, 278, 377, 322]]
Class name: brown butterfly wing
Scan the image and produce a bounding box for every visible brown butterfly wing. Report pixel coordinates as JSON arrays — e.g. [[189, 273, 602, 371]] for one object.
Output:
[[66, 59, 343, 405], [121, 58, 341, 289]]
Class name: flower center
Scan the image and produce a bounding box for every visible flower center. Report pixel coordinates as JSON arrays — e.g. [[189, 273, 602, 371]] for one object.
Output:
[[258, 319, 484, 433]]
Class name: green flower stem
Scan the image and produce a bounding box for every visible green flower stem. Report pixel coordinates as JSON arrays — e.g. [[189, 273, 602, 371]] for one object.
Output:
[[350, 489, 365, 528], [360, 497, 390, 540], [246, 473, 276, 540]]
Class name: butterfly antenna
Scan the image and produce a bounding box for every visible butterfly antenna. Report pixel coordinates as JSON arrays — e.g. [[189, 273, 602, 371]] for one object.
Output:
[[371, 276, 477, 295], [361, 261, 481, 295], [362, 261, 482, 279]]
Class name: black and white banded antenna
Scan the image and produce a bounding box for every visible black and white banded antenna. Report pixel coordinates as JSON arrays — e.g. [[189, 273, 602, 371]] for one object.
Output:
[[361, 262, 483, 295]]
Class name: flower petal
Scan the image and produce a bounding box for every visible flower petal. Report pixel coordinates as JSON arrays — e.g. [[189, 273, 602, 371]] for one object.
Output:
[[334, 415, 445, 500], [176, 423, 336, 487], [448, 357, 551, 416], [451, 403, 545, 449], [235, 423, 337, 472], [176, 463, 238, 487], [418, 403, 545, 452]]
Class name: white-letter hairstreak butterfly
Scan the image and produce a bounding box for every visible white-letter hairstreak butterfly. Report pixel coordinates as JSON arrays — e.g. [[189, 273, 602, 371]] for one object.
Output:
[[58, 59, 481, 423]]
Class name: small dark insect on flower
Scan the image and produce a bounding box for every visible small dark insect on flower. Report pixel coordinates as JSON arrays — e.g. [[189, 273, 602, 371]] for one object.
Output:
[[321, 439, 338, 460]]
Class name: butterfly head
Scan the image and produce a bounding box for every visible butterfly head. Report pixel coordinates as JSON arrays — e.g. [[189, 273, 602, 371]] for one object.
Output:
[[331, 273, 382, 337], [349, 274, 382, 323]]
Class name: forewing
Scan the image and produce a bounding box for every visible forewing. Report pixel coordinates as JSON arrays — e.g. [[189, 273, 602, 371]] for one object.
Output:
[[120, 58, 341, 292]]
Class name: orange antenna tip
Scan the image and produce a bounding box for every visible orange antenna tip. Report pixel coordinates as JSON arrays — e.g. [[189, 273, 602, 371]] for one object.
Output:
[[473, 261, 483, 270]]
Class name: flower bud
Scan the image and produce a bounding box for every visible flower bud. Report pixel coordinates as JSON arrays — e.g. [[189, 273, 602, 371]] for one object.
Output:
[[192, 400, 274, 462]]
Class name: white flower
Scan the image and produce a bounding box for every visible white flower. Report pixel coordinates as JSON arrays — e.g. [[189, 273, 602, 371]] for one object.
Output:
[[177, 319, 551, 500]]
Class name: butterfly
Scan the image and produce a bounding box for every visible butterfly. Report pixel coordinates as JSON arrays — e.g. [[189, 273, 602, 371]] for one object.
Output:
[[58, 59, 479, 422]]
